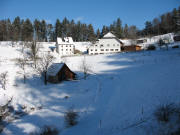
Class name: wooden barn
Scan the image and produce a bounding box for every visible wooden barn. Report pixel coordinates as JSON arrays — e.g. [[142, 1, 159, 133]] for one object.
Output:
[[47, 63, 76, 83], [121, 45, 141, 52], [174, 35, 180, 42]]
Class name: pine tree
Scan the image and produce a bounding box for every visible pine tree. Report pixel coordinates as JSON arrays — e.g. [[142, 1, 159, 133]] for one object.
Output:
[[96, 28, 101, 39], [62, 17, 69, 37], [115, 18, 123, 38], [41, 20, 47, 41], [47, 24, 53, 42], [145, 21, 153, 36], [34, 19, 41, 41], [87, 24, 96, 43], [6, 19, 13, 41], [123, 24, 129, 38], [0, 20, 7, 41], [12, 16, 21, 41], [22, 19, 33, 41], [101, 26, 109, 37], [55, 19, 62, 39]]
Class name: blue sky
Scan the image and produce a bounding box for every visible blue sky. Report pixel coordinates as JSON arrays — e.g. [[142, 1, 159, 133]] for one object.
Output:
[[0, 0, 179, 30]]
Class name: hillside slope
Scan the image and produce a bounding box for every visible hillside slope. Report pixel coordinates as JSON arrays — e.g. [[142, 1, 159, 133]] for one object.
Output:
[[0, 44, 180, 135]]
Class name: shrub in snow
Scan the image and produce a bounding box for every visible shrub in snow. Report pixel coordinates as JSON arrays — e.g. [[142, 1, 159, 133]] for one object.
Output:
[[172, 45, 179, 49], [30, 125, 59, 135], [0, 98, 13, 133], [154, 104, 175, 123], [0, 71, 8, 90], [147, 45, 156, 51], [64, 108, 79, 127]]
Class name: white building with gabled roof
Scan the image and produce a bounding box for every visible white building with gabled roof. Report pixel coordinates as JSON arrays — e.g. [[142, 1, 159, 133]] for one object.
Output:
[[56, 37, 75, 56], [88, 32, 123, 55]]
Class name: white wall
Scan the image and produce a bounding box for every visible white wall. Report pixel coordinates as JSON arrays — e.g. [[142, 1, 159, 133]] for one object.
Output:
[[57, 44, 74, 56], [89, 38, 121, 55]]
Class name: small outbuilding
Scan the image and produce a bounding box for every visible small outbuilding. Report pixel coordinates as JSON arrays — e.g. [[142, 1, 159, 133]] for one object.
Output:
[[47, 63, 76, 83], [121, 45, 141, 52]]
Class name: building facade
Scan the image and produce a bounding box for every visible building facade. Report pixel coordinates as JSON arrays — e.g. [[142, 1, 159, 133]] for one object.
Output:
[[88, 32, 123, 55], [56, 37, 75, 56]]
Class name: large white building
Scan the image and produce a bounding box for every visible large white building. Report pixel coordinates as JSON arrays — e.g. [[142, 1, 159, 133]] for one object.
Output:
[[88, 32, 123, 55], [56, 37, 75, 56]]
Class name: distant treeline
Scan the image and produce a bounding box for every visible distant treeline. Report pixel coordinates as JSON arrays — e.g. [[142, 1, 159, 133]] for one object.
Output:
[[0, 6, 179, 42], [139, 6, 180, 37]]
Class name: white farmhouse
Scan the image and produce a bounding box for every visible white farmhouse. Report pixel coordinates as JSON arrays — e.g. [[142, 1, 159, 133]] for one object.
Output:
[[56, 37, 75, 56], [88, 32, 123, 55]]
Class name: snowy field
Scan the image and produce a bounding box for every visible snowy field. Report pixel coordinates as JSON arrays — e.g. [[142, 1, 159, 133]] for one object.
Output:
[[0, 43, 180, 135]]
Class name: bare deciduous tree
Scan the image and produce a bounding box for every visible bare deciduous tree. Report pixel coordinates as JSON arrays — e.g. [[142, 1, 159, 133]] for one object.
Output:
[[0, 72, 8, 90], [17, 53, 28, 84], [36, 53, 54, 85], [80, 56, 91, 79], [30, 41, 39, 68]]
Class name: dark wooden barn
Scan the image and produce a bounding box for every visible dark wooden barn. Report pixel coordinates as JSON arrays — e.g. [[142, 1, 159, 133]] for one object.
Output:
[[47, 63, 76, 83], [174, 35, 180, 42], [121, 45, 141, 52]]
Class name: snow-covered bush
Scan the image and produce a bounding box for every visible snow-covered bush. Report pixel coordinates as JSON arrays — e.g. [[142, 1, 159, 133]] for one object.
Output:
[[0, 98, 13, 133], [172, 45, 179, 49], [64, 108, 79, 127], [30, 125, 59, 135], [147, 45, 156, 51], [152, 103, 180, 135], [0, 71, 8, 90], [154, 104, 175, 123]]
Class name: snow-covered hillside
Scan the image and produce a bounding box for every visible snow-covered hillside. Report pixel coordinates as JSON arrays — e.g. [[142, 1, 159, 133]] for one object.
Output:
[[0, 43, 180, 135]]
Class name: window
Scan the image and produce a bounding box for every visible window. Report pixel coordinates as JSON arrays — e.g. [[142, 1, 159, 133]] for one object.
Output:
[[110, 49, 114, 51], [115, 49, 119, 51], [117, 44, 119, 46], [95, 49, 97, 51], [70, 49, 71, 51], [106, 49, 109, 51], [113, 44, 115, 46], [66, 49, 68, 51], [95, 45, 97, 46], [101, 49, 104, 51], [107, 44, 110, 47], [91, 49, 93, 51], [100, 44, 103, 47]]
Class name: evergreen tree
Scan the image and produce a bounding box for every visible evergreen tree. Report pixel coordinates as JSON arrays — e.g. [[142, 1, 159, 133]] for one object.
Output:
[[96, 28, 101, 39], [34, 19, 41, 41], [0, 20, 7, 41], [6, 19, 13, 41], [41, 20, 47, 41], [22, 19, 33, 41], [101, 25, 109, 37], [115, 18, 123, 38], [12, 16, 21, 41], [55, 19, 62, 39], [145, 21, 153, 36], [47, 24, 54, 42], [87, 24, 96, 43], [123, 24, 129, 38], [62, 17, 69, 37]]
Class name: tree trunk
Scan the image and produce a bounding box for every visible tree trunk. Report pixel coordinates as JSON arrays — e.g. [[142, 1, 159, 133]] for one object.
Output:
[[23, 75, 26, 84], [44, 72, 47, 85]]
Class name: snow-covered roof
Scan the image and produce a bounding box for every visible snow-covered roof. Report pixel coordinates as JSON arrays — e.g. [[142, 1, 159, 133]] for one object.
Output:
[[47, 63, 64, 76], [57, 37, 74, 44], [57, 38, 63, 44], [103, 32, 116, 38]]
